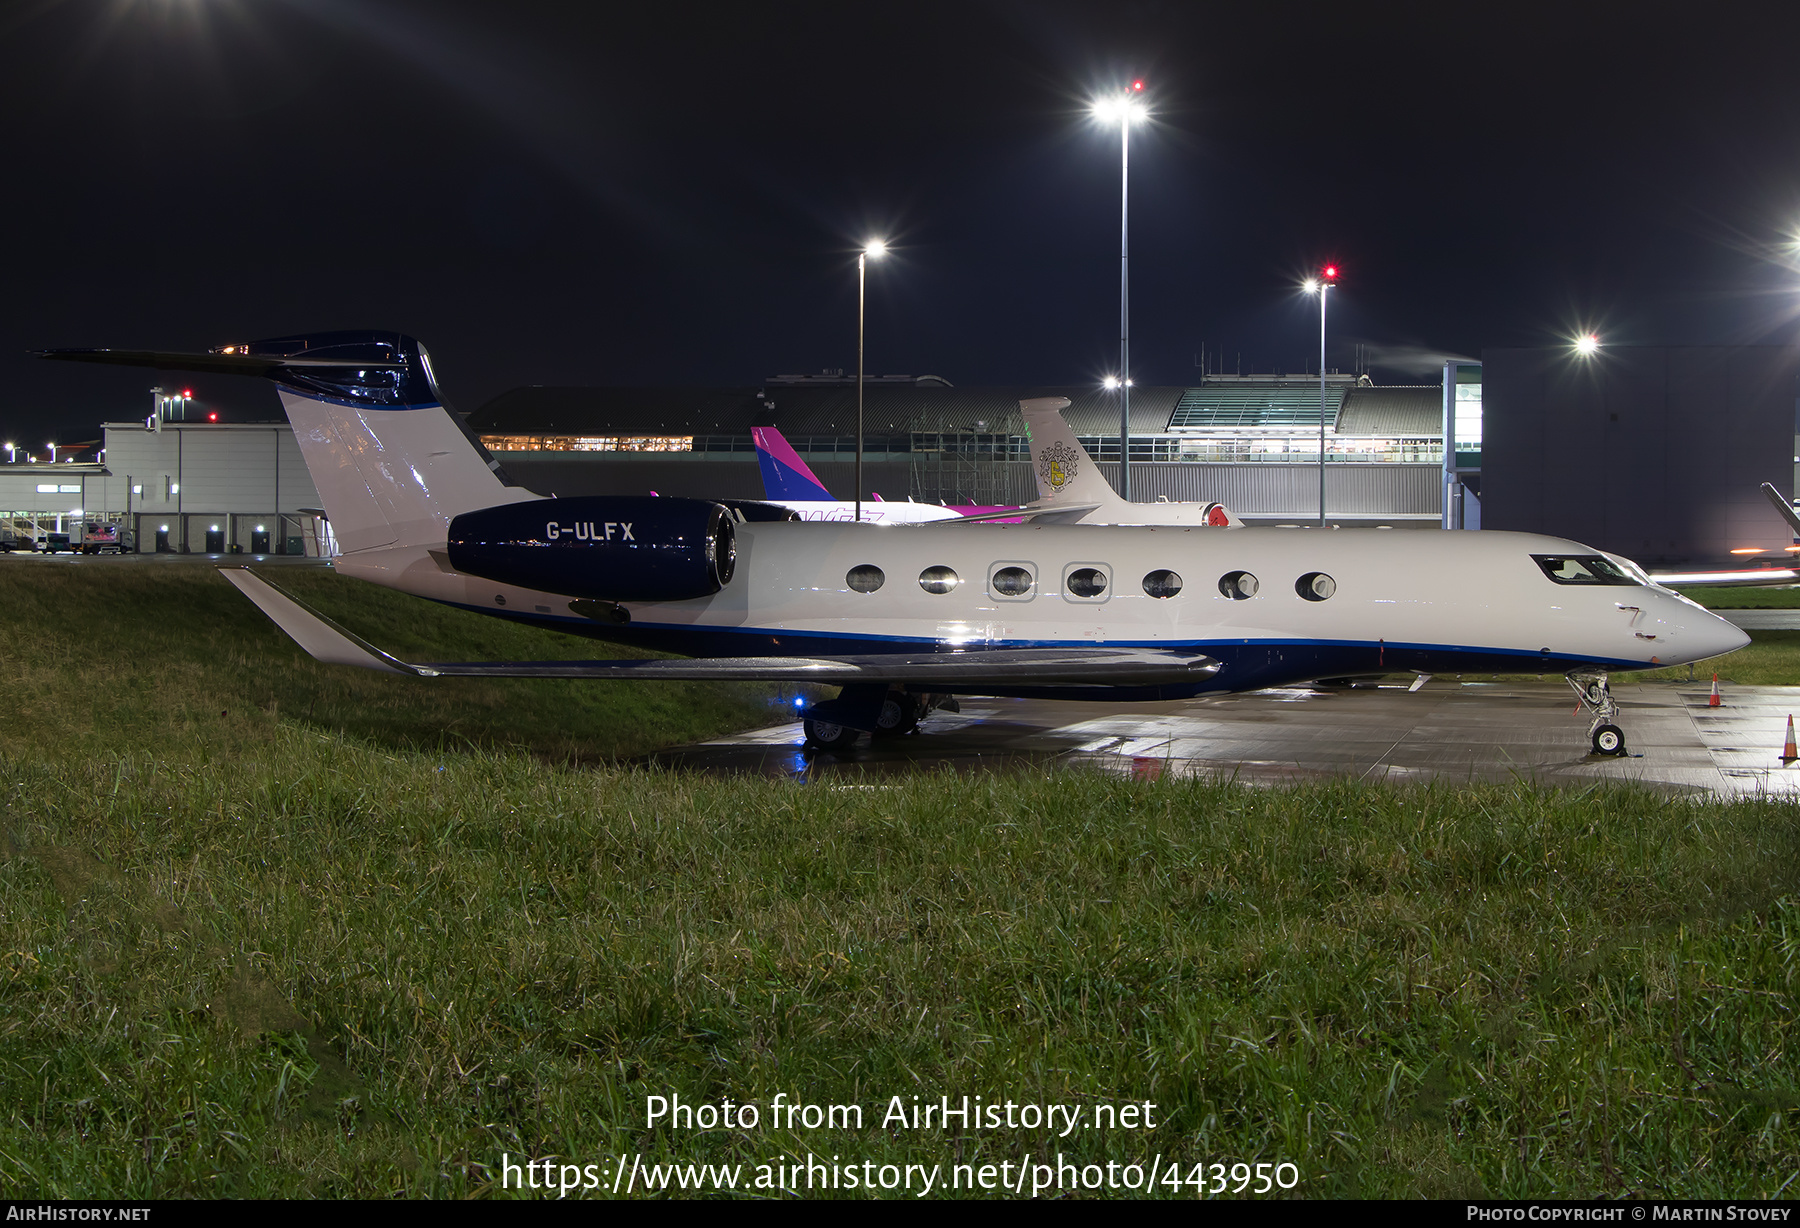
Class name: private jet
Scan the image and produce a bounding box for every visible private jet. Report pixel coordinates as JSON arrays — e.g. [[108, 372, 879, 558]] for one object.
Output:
[[42, 331, 1749, 756]]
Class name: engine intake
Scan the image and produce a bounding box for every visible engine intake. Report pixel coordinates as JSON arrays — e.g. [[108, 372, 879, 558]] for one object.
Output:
[[447, 496, 735, 601]]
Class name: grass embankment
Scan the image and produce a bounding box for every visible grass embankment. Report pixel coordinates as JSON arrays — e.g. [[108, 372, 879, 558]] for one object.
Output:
[[4, 754, 1800, 1198], [1629, 631, 1800, 686], [0, 561, 782, 764], [4, 561, 1800, 1198], [1680, 585, 1800, 610]]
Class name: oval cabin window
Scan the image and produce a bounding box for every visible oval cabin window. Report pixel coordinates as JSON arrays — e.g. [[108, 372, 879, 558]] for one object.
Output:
[[1296, 572, 1336, 602], [846, 564, 885, 593], [992, 566, 1033, 597], [1219, 571, 1259, 600], [1067, 567, 1108, 598], [1143, 569, 1183, 599], [918, 566, 960, 594]]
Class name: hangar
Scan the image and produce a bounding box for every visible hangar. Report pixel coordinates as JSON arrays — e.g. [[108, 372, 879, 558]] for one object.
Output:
[[0, 418, 325, 554], [1480, 345, 1800, 566]]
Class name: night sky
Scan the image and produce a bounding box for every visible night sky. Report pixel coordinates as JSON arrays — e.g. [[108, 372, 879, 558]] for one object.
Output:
[[7, 0, 1800, 450]]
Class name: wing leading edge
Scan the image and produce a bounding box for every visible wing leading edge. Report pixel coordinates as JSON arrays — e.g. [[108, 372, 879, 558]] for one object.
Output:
[[220, 568, 1219, 686]]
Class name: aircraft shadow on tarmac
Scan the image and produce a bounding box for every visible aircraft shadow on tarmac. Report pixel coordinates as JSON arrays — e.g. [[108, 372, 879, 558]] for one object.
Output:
[[640, 682, 1737, 791]]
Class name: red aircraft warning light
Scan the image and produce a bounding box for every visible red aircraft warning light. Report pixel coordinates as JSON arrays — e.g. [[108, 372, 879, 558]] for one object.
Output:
[[1131, 79, 1145, 91], [1321, 264, 1340, 282], [207, 412, 219, 422]]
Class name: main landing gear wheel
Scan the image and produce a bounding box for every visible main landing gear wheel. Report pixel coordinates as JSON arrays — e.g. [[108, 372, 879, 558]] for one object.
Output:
[[802, 718, 860, 752], [1591, 724, 1626, 756], [1568, 671, 1629, 756], [872, 690, 920, 738]]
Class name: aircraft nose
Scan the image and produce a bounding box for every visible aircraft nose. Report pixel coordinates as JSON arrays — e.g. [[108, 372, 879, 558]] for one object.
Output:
[[1693, 610, 1752, 661], [1652, 595, 1750, 664]]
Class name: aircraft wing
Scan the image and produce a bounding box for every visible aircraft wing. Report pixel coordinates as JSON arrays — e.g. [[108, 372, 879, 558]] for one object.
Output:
[[221, 568, 1219, 686], [1765, 482, 1800, 537], [934, 502, 1102, 524]]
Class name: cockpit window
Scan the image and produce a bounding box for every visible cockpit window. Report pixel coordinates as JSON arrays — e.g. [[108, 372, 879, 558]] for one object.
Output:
[[1531, 555, 1639, 586]]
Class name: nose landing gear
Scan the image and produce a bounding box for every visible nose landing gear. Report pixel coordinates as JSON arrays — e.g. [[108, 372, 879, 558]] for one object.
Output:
[[1568, 671, 1628, 756]]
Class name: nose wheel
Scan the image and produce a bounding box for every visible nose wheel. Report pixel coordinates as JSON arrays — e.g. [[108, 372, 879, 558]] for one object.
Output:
[[1568, 671, 1629, 756], [1591, 723, 1626, 756]]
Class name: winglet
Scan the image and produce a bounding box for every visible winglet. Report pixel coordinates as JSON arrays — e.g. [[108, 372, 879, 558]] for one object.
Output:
[[753, 427, 836, 501], [219, 568, 423, 675]]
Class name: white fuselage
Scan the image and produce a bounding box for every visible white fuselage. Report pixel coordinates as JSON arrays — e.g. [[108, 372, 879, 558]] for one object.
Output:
[[341, 519, 1749, 692]]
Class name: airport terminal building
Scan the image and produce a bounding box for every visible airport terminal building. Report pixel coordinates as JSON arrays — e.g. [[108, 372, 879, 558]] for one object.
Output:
[[0, 370, 1455, 550], [6, 346, 1793, 565], [469, 372, 1450, 525]]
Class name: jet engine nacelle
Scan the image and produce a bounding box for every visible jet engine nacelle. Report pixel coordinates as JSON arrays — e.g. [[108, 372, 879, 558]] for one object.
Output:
[[446, 496, 736, 601]]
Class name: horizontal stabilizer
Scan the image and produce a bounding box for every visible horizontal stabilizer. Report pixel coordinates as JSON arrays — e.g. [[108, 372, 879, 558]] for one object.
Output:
[[221, 568, 414, 673], [37, 348, 403, 377], [222, 568, 1218, 685]]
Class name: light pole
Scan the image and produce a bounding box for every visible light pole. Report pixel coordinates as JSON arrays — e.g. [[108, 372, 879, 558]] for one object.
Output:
[[1304, 264, 1339, 524], [1093, 81, 1147, 500], [4, 443, 12, 464], [855, 239, 887, 524]]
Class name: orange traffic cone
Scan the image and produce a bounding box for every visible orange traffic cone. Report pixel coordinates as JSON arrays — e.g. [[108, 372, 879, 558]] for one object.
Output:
[[1709, 673, 1721, 708], [1783, 716, 1797, 764]]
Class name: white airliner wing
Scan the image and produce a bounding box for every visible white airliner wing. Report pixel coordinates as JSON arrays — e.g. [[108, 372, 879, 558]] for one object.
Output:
[[927, 502, 1103, 524], [221, 569, 1219, 686]]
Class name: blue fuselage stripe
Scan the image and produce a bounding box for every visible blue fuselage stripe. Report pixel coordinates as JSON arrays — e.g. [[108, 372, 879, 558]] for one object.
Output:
[[432, 599, 1649, 689]]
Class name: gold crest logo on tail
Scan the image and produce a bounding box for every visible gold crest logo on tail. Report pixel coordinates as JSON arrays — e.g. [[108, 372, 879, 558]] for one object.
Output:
[[1037, 441, 1081, 493]]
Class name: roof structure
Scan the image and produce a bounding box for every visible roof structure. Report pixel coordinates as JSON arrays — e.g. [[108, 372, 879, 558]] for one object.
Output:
[[1168, 385, 1348, 430], [1337, 387, 1442, 435]]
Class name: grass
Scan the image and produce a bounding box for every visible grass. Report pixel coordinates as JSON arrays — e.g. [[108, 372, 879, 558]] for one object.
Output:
[[0, 560, 786, 764], [6, 752, 1800, 1199], [1628, 632, 1800, 686], [3, 560, 1800, 1198], [1678, 585, 1800, 610]]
